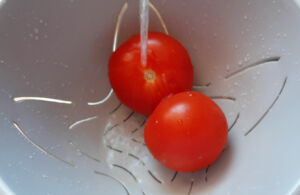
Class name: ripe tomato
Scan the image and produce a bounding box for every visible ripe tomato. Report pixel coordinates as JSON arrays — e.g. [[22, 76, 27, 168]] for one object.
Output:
[[144, 91, 228, 172], [108, 32, 193, 115]]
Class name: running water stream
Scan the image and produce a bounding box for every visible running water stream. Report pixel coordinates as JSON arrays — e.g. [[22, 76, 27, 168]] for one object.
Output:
[[139, 0, 149, 67]]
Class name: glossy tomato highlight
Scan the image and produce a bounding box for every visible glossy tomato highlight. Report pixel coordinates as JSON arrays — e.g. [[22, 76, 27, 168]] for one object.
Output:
[[108, 32, 193, 115], [144, 91, 228, 172]]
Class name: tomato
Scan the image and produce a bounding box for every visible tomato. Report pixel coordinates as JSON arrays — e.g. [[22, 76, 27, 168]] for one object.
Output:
[[144, 91, 228, 172], [108, 32, 193, 115]]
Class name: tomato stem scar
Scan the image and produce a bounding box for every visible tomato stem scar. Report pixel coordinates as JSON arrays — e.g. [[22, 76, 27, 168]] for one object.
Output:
[[144, 69, 156, 82]]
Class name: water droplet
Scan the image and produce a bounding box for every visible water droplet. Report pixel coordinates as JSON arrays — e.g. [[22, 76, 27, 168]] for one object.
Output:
[[226, 65, 230, 71], [192, 43, 198, 50], [76, 150, 82, 156], [177, 119, 183, 126], [240, 92, 248, 96], [34, 28, 39, 34], [243, 15, 248, 20], [42, 174, 48, 178], [155, 120, 159, 124], [34, 36, 39, 40]]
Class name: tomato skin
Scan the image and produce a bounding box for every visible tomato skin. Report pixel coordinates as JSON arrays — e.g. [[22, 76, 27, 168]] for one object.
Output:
[[144, 91, 228, 172], [108, 32, 193, 115]]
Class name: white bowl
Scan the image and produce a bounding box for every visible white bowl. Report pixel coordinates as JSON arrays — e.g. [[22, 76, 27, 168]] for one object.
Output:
[[1, 0, 300, 194]]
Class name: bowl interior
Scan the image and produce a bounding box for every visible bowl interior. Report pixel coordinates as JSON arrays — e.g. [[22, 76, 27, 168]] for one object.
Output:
[[1, 0, 300, 194]]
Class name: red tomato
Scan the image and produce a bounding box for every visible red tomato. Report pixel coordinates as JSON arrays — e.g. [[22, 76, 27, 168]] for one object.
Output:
[[108, 32, 193, 115], [144, 91, 228, 172]]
